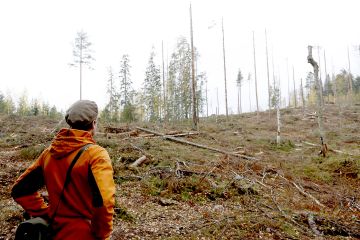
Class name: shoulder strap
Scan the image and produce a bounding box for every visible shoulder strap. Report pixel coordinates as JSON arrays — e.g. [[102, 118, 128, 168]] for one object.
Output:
[[50, 143, 93, 223], [63, 143, 92, 189]]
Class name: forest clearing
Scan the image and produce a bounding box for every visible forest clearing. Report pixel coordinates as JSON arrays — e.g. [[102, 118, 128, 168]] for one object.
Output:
[[0, 104, 359, 239]]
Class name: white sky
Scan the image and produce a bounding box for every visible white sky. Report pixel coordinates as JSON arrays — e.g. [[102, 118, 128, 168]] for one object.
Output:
[[1, 0, 359, 114]]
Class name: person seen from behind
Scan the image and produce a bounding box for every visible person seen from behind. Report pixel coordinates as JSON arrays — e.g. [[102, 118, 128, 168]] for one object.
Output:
[[11, 100, 115, 239]]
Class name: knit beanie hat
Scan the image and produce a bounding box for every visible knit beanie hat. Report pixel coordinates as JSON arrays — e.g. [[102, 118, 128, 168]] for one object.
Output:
[[65, 100, 98, 129]]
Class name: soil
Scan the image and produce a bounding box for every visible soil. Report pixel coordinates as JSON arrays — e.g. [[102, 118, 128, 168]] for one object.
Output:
[[0, 105, 359, 239]]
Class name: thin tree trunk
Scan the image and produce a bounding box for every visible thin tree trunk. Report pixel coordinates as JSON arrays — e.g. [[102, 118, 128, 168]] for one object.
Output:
[[286, 58, 290, 107], [276, 66, 281, 145], [300, 78, 305, 111], [252, 31, 259, 113], [206, 78, 208, 117], [162, 41, 166, 122], [237, 87, 240, 114], [222, 18, 228, 118], [248, 74, 252, 112], [272, 46, 276, 113], [239, 84, 242, 114], [293, 66, 297, 107], [80, 61, 82, 100], [323, 50, 329, 103], [189, 4, 197, 129], [332, 72, 337, 105], [80, 37, 83, 100], [110, 69, 113, 115], [276, 97, 281, 145], [265, 29, 271, 115], [124, 67, 127, 105], [316, 47, 324, 107], [216, 87, 219, 116], [347, 46, 353, 105]]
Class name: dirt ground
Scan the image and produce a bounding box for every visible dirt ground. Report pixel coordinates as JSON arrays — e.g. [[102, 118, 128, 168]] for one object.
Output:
[[0, 104, 359, 239]]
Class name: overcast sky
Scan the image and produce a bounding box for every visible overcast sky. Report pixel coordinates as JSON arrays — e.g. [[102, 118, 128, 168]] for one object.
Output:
[[1, 0, 359, 114]]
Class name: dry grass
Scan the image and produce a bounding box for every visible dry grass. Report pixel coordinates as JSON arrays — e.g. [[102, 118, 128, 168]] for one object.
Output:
[[0, 104, 359, 239]]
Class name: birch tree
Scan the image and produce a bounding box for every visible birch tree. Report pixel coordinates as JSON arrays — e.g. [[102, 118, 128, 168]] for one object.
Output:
[[70, 30, 95, 100], [4, 92, 15, 115], [0, 92, 5, 113], [196, 72, 206, 117], [272, 82, 281, 145], [166, 37, 192, 121], [17, 91, 29, 116]]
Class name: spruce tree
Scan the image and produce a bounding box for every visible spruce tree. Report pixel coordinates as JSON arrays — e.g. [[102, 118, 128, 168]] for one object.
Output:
[[144, 48, 161, 122]]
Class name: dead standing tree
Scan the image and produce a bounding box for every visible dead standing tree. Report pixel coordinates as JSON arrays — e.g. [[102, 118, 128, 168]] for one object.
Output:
[[307, 46, 327, 157], [189, 4, 198, 129]]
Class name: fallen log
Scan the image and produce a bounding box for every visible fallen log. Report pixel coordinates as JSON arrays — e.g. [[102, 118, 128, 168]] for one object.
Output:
[[133, 131, 199, 139], [136, 127, 257, 160], [303, 141, 355, 156], [129, 155, 147, 168]]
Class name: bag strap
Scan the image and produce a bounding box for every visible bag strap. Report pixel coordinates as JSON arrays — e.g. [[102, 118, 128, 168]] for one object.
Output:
[[50, 143, 93, 223]]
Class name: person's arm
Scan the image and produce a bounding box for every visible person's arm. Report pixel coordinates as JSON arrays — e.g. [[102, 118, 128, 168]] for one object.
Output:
[[88, 147, 115, 239], [11, 150, 49, 218]]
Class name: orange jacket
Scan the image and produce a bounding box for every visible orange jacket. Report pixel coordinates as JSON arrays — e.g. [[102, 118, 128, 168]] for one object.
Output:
[[12, 128, 115, 240]]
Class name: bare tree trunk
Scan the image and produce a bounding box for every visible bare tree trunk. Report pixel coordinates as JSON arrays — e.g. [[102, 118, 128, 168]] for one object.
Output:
[[190, 4, 197, 129], [237, 87, 240, 114], [222, 18, 228, 118], [308, 46, 326, 148], [293, 66, 297, 108], [216, 87, 219, 116], [316, 47, 324, 107], [79, 38, 83, 100], [252, 31, 259, 113], [206, 78, 208, 117], [248, 74, 252, 112], [276, 97, 281, 145], [272, 46, 276, 112], [286, 58, 290, 107], [265, 29, 271, 115], [347, 46, 353, 105], [332, 72, 337, 105], [162, 41, 166, 122], [323, 50, 329, 103], [239, 83, 242, 114], [300, 78, 305, 111]]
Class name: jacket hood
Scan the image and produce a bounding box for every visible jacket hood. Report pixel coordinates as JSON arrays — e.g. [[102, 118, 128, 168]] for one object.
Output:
[[49, 128, 96, 159]]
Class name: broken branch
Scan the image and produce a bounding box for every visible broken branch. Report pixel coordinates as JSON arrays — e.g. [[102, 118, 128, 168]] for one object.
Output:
[[280, 175, 326, 208]]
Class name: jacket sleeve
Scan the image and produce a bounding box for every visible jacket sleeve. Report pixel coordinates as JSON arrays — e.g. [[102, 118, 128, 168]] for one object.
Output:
[[88, 147, 115, 239], [11, 150, 49, 218]]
